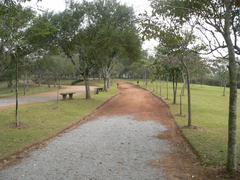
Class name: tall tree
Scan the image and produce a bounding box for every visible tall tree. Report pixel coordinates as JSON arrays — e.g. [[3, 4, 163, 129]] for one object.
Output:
[[1, 1, 34, 127], [89, 0, 141, 91]]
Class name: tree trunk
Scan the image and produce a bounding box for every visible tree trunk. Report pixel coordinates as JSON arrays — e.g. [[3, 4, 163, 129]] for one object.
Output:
[[180, 94, 182, 116], [84, 75, 91, 100], [180, 77, 185, 116], [57, 78, 60, 104], [180, 57, 192, 127], [156, 81, 158, 93], [107, 77, 110, 89], [26, 73, 29, 92], [172, 72, 178, 104], [224, 3, 238, 174], [186, 69, 192, 127], [23, 72, 27, 96], [166, 76, 169, 100], [223, 81, 226, 96], [159, 79, 162, 96], [15, 56, 19, 127], [103, 77, 108, 92], [8, 79, 14, 92], [181, 72, 186, 96]]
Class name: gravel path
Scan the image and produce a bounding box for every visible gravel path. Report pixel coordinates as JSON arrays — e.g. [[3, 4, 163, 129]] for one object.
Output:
[[0, 116, 169, 180]]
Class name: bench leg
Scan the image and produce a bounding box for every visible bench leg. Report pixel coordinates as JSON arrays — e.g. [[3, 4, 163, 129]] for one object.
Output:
[[69, 94, 73, 99], [62, 94, 67, 100]]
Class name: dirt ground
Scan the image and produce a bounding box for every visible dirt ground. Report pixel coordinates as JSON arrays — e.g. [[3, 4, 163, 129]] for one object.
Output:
[[92, 82, 221, 179]]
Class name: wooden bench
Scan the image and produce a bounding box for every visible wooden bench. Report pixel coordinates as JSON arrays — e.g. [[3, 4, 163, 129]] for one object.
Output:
[[95, 87, 104, 94], [60, 92, 76, 100]]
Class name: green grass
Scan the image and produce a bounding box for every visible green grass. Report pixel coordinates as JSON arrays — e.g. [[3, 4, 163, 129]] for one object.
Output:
[[0, 86, 117, 160], [134, 80, 240, 167]]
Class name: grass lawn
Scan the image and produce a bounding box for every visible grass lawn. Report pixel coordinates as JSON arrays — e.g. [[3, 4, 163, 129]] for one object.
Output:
[[0, 85, 117, 160], [134, 80, 240, 167]]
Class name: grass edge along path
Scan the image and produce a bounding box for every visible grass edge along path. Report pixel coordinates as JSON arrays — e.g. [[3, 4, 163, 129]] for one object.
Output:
[[0, 85, 117, 167], [131, 80, 240, 168]]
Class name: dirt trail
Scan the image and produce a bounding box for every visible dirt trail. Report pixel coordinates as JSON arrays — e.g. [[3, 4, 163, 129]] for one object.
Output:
[[0, 83, 216, 179], [93, 82, 216, 179]]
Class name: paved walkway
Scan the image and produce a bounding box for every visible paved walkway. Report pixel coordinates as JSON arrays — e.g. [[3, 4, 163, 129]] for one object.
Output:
[[0, 83, 209, 179]]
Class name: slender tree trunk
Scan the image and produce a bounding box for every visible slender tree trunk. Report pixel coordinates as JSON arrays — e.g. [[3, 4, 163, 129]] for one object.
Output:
[[26, 73, 29, 92], [180, 57, 192, 127], [180, 94, 182, 116], [172, 72, 178, 104], [103, 77, 108, 92], [223, 81, 226, 96], [181, 72, 186, 96], [166, 76, 169, 100], [84, 75, 91, 100], [107, 77, 110, 89], [24, 72, 27, 96], [186, 69, 192, 127], [15, 56, 19, 127], [57, 77, 60, 104], [8, 79, 14, 92], [159, 79, 162, 96], [180, 76, 186, 116]]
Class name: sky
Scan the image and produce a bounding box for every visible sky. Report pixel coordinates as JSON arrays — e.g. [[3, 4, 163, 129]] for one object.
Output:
[[24, 0, 158, 55]]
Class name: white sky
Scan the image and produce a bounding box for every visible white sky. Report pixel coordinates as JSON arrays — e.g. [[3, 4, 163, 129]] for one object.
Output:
[[24, 0, 158, 55]]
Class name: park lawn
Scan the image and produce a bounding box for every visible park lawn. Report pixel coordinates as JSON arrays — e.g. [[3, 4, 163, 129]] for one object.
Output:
[[0, 86, 117, 160], [0, 83, 58, 99], [135, 80, 240, 167]]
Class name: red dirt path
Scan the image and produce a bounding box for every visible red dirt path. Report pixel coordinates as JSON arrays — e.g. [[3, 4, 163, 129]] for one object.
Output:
[[93, 82, 219, 179]]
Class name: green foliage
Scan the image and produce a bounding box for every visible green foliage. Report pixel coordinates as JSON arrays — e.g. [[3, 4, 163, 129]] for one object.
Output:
[[25, 13, 58, 49]]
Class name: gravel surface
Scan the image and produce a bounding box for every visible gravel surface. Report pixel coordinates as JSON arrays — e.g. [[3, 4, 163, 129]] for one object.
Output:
[[0, 116, 170, 180]]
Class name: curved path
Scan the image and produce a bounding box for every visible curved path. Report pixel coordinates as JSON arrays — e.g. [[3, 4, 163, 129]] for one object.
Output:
[[0, 83, 210, 179], [0, 85, 96, 108]]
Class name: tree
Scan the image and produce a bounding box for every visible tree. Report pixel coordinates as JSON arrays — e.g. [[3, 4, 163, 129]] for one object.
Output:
[[141, 17, 202, 126], [155, 46, 182, 104], [52, 0, 141, 97], [89, 0, 141, 91], [1, 1, 34, 127]]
